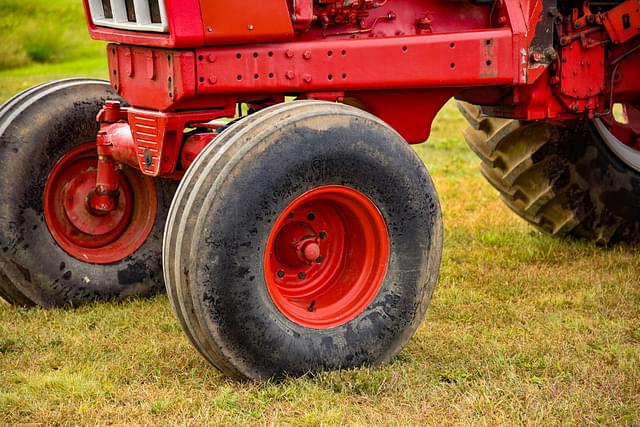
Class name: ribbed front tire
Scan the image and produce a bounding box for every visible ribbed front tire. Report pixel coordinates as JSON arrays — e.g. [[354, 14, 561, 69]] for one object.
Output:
[[164, 100, 443, 380]]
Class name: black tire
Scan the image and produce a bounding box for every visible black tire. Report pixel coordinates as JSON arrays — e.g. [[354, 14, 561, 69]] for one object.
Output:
[[458, 101, 640, 244], [0, 79, 175, 307], [0, 269, 33, 306], [163, 113, 268, 371], [164, 101, 443, 380], [0, 79, 92, 305]]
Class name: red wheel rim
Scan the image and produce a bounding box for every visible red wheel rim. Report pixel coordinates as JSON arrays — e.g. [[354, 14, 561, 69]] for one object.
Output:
[[264, 185, 390, 329], [44, 143, 157, 264]]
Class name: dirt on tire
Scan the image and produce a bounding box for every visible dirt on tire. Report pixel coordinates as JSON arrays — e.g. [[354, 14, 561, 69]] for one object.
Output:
[[457, 101, 640, 245]]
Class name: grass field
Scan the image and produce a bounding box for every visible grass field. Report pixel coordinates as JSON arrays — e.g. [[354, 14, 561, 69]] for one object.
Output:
[[1, 2, 639, 425]]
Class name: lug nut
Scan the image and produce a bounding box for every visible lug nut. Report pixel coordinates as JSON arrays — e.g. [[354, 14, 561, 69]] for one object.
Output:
[[277, 270, 285, 278], [298, 272, 306, 280], [307, 212, 315, 221], [319, 231, 327, 239]]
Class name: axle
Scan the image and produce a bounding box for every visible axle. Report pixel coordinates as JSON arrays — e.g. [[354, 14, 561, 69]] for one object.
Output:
[[92, 100, 223, 212]]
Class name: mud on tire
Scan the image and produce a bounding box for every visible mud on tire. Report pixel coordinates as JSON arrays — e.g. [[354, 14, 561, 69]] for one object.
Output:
[[164, 101, 443, 380], [458, 101, 640, 244], [0, 79, 175, 307]]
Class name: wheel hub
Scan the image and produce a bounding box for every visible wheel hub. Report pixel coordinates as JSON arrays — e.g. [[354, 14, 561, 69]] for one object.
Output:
[[264, 185, 390, 329], [62, 168, 129, 238], [44, 143, 158, 264], [298, 238, 321, 264]]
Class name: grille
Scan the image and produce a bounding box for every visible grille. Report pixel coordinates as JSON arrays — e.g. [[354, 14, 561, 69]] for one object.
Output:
[[88, 0, 168, 33]]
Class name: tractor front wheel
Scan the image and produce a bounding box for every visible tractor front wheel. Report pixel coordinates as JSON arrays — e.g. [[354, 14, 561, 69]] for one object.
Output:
[[164, 101, 443, 380], [0, 79, 175, 307]]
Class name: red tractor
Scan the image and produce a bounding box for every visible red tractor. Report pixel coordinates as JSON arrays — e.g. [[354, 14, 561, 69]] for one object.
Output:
[[0, 0, 637, 379]]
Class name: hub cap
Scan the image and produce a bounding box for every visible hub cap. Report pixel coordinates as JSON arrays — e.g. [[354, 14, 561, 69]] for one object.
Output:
[[264, 185, 390, 329], [594, 103, 640, 172], [44, 143, 157, 264]]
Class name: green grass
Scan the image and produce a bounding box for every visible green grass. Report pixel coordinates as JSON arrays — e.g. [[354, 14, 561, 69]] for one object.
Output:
[[0, 58, 108, 102], [0, 1, 639, 424], [0, 0, 108, 101], [0, 0, 105, 71]]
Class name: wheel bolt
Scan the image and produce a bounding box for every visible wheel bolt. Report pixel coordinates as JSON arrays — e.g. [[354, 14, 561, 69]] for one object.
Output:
[[316, 256, 324, 263], [307, 212, 316, 221], [319, 231, 327, 239], [298, 272, 306, 279], [277, 270, 285, 278]]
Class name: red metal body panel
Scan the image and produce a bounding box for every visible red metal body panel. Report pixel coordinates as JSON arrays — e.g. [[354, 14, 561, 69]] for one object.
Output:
[[603, 0, 640, 44], [560, 42, 605, 101], [84, 0, 639, 178], [107, 46, 193, 110], [200, 0, 293, 44], [194, 30, 513, 94], [107, 45, 236, 111], [349, 89, 454, 143]]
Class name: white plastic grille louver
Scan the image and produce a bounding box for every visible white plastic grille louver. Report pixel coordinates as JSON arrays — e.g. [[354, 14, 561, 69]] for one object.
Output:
[[88, 0, 168, 33]]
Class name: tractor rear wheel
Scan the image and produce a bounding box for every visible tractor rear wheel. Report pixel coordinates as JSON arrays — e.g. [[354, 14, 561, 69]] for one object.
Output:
[[164, 101, 443, 380], [0, 79, 175, 307], [458, 102, 640, 244]]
